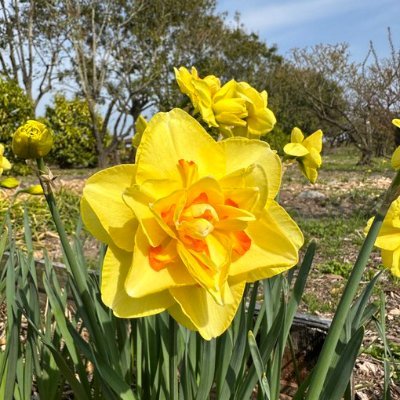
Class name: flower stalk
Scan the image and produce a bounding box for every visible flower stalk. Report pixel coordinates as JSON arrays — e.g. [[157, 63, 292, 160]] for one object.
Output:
[[36, 157, 103, 347], [306, 169, 400, 399]]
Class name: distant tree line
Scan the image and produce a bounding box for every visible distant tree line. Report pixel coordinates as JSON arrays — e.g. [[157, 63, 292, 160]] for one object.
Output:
[[0, 0, 399, 167]]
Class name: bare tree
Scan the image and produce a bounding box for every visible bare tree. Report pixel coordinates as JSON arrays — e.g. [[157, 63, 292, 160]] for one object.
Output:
[[0, 0, 65, 112], [291, 35, 400, 164]]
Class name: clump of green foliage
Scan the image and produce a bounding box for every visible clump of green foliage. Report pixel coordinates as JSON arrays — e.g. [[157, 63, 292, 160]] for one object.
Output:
[[0, 77, 33, 155], [45, 95, 101, 168]]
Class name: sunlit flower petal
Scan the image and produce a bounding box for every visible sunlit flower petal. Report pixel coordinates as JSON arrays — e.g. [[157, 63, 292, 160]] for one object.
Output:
[[102, 244, 175, 317], [391, 146, 400, 170], [81, 164, 138, 250], [365, 197, 400, 277], [169, 281, 246, 340], [392, 119, 400, 129]]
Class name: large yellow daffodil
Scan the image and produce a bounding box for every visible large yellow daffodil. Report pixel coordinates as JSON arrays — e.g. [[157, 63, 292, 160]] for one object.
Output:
[[283, 127, 323, 184], [0, 144, 11, 175], [366, 197, 400, 277], [81, 109, 303, 339]]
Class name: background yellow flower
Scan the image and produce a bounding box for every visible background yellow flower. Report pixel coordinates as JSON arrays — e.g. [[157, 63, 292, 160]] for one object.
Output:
[[174, 67, 276, 139], [283, 127, 323, 183], [366, 197, 400, 277], [82, 109, 303, 339], [12, 120, 53, 159]]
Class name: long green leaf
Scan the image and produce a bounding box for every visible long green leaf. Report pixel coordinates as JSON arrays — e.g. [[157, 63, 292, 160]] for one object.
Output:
[[320, 326, 364, 400], [195, 339, 216, 400], [248, 331, 270, 400]]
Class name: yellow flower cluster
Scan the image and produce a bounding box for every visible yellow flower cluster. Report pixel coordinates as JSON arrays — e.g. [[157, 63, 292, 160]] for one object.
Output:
[[82, 109, 303, 339], [174, 67, 276, 138], [283, 127, 323, 184]]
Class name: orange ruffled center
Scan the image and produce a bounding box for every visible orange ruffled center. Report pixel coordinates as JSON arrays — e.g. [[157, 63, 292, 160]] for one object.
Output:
[[148, 160, 254, 282]]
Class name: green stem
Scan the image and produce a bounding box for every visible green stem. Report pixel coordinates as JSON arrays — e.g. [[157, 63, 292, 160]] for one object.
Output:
[[36, 158, 102, 345], [306, 170, 400, 399]]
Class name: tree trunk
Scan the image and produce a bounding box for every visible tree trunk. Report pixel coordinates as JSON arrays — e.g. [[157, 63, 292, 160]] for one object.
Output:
[[357, 149, 373, 165]]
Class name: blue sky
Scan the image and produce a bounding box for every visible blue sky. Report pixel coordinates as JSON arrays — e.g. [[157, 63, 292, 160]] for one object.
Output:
[[217, 0, 400, 61]]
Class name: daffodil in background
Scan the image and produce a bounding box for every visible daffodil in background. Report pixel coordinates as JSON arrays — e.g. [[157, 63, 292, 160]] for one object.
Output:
[[12, 120, 53, 159], [283, 127, 323, 184], [0, 144, 12, 175], [365, 197, 400, 277], [82, 108, 303, 339], [391, 118, 400, 169], [174, 66, 276, 139]]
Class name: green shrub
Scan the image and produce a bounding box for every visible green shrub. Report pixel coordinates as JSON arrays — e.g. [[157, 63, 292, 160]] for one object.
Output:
[[45, 95, 100, 168], [0, 77, 33, 155]]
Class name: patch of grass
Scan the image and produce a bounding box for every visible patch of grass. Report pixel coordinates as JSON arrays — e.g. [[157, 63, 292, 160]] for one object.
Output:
[[322, 146, 392, 174], [302, 292, 334, 314], [319, 260, 353, 278], [0, 187, 81, 250], [298, 215, 365, 258]]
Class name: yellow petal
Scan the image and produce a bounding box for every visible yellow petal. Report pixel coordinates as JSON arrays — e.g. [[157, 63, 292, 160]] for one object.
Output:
[[101, 245, 174, 317], [219, 137, 281, 207], [305, 148, 322, 168], [135, 109, 225, 185], [1, 156, 11, 171], [283, 143, 309, 157], [177, 242, 220, 299], [81, 165, 137, 250], [229, 201, 303, 283], [300, 164, 318, 184], [291, 127, 304, 143], [381, 248, 400, 277], [124, 226, 194, 298], [169, 281, 246, 340], [374, 226, 400, 250], [123, 185, 170, 247], [392, 119, 400, 129], [247, 107, 276, 137], [391, 146, 400, 170], [303, 129, 323, 152]]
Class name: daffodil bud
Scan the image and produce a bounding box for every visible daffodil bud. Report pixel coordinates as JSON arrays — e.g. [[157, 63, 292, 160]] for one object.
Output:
[[12, 120, 53, 159]]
